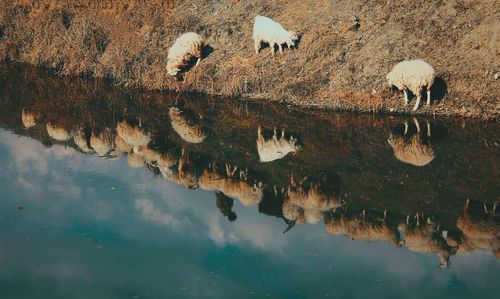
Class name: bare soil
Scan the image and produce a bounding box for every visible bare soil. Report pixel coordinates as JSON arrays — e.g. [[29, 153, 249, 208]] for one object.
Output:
[[0, 0, 499, 119]]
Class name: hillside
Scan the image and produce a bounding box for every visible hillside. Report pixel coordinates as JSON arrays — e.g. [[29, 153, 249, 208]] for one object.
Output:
[[0, 0, 499, 118]]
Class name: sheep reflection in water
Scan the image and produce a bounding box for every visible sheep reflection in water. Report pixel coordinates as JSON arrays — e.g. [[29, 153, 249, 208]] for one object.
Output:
[[90, 129, 114, 157], [169, 107, 206, 144], [46, 123, 72, 142], [200, 163, 263, 207], [457, 199, 499, 258], [388, 118, 434, 167], [257, 126, 300, 163], [324, 209, 401, 247], [283, 173, 342, 225], [398, 216, 458, 268], [21, 109, 37, 128]]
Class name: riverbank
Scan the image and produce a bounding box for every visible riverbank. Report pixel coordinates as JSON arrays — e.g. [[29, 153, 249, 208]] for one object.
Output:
[[1, 1, 498, 119]]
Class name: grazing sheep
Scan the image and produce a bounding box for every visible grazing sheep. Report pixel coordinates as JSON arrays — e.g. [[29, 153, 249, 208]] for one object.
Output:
[[253, 15, 298, 55], [169, 107, 206, 144], [387, 60, 435, 111], [46, 123, 71, 141], [21, 109, 37, 128], [166, 32, 204, 76], [257, 126, 299, 162], [116, 120, 151, 148], [387, 118, 434, 167], [200, 164, 263, 206], [90, 130, 113, 157]]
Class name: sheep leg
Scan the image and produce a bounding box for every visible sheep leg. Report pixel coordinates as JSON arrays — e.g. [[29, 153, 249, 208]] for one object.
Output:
[[403, 89, 409, 105], [195, 57, 201, 66], [404, 121, 409, 135], [426, 89, 431, 106], [279, 44, 283, 54], [413, 94, 421, 111], [271, 43, 276, 55], [254, 39, 260, 54], [413, 117, 421, 133], [426, 121, 431, 137]]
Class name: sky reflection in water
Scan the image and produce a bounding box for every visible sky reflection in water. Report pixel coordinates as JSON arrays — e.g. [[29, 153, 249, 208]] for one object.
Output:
[[0, 129, 498, 299]]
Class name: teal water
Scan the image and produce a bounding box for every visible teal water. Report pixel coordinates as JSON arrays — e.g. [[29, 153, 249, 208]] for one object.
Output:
[[0, 65, 498, 298]]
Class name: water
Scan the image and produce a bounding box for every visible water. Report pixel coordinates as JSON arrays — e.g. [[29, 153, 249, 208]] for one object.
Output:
[[0, 65, 498, 298]]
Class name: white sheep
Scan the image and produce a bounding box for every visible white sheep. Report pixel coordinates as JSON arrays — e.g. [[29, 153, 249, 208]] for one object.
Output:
[[253, 15, 298, 55], [166, 32, 204, 76], [257, 126, 299, 162], [386, 60, 435, 111]]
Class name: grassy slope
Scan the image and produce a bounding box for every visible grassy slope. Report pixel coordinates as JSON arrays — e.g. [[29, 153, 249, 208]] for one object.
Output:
[[0, 0, 499, 118]]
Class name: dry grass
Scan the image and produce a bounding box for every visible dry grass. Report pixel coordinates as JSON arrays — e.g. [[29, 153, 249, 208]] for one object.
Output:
[[0, 0, 499, 119]]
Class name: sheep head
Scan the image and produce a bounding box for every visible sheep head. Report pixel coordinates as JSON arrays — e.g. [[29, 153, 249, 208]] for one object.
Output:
[[286, 31, 299, 48]]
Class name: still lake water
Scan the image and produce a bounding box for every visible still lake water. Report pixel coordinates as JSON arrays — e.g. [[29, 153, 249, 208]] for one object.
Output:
[[0, 65, 498, 298]]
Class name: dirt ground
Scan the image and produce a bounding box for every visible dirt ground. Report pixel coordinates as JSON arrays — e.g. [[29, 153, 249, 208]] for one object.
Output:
[[0, 0, 499, 119]]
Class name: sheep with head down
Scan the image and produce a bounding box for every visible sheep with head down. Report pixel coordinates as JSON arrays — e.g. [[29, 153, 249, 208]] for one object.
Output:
[[253, 15, 298, 55], [167, 32, 204, 77], [387, 59, 435, 111]]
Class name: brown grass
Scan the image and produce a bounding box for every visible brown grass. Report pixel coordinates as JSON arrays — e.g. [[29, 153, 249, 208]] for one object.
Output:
[[0, 0, 499, 119]]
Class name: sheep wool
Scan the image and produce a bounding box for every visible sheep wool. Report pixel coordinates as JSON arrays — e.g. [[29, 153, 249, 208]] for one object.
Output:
[[257, 126, 299, 162], [166, 32, 204, 76], [253, 15, 298, 55], [387, 60, 435, 111], [46, 123, 71, 141], [21, 109, 37, 128], [169, 107, 206, 144]]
